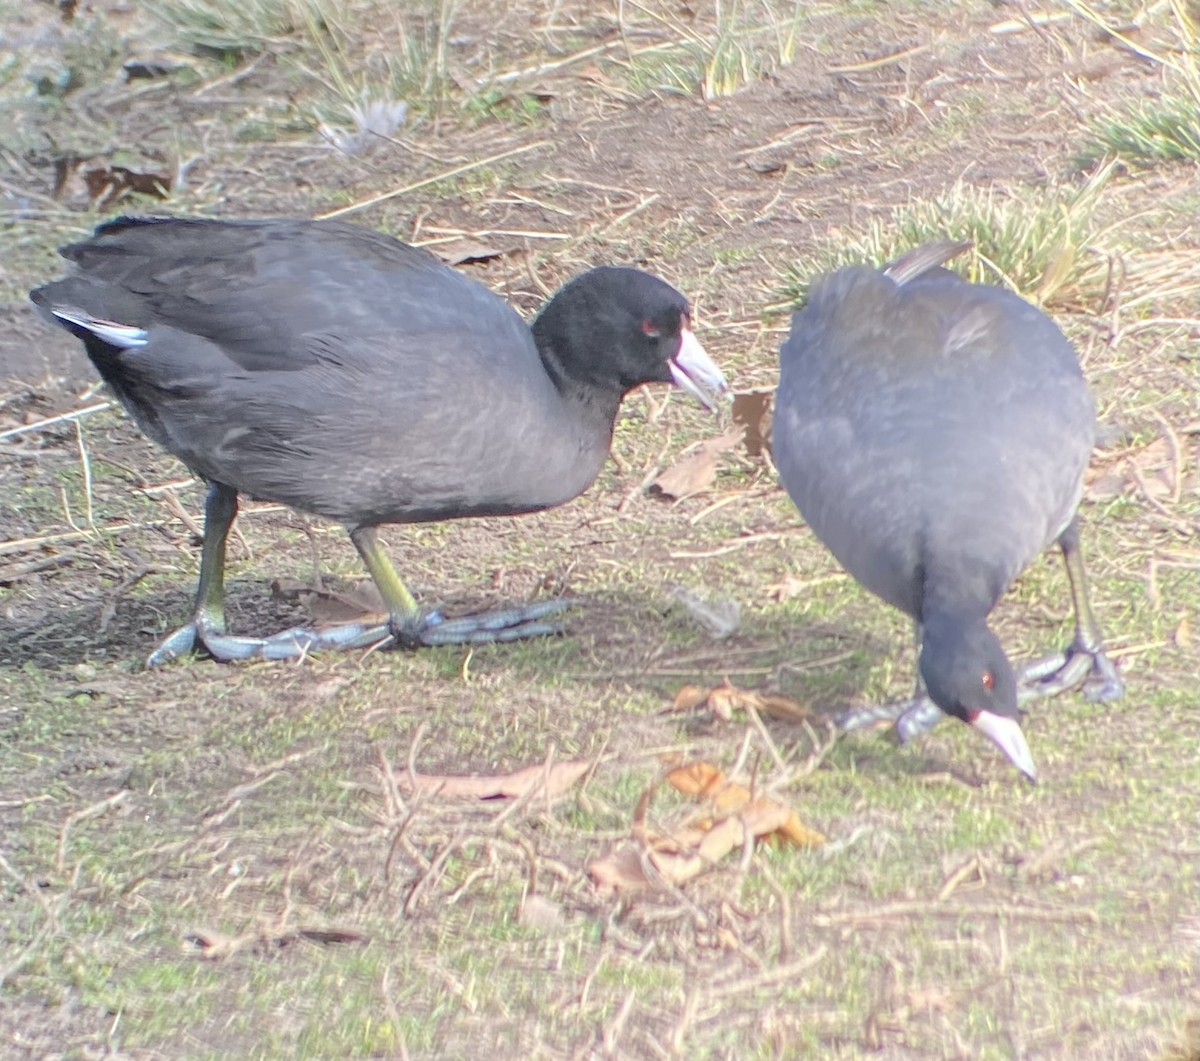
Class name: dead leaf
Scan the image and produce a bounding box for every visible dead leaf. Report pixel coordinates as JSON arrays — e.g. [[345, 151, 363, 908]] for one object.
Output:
[[732, 388, 775, 458], [667, 761, 730, 801], [672, 685, 712, 712], [1174, 614, 1191, 648], [83, 164, 172, 207], [271, 577, 385, 624], [184, 928, 254, 959], [398, 759, 589, 800], [651, 429, 742, 499], [297, 927, 370, 946], [185, 926, 367, 959], [667, 762, 826, 847], [588, 844, 652, 894], [431, 239, 513, 266], [588, 760, 824, 895], [669, 680, 814, 725]]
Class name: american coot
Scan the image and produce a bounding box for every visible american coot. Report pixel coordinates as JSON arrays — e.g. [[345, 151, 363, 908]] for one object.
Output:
[[32, 216, 728, 666], [773, 241, 1124, 783]]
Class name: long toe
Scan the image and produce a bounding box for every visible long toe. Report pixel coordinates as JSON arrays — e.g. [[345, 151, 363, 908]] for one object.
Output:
[[837, 695, 936, 734], [146, 622, 202, 668], [1018, 643, 1123, 703], [1082, 650, 1125, 703], [894, 697, 948, 744], [416, 599, 574, 647], [227, 621, 394, 661]]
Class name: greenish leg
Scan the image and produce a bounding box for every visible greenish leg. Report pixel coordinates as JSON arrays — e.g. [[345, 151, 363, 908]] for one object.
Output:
[[146, 482, 238, 668], [1017, 518, 1125, 702]]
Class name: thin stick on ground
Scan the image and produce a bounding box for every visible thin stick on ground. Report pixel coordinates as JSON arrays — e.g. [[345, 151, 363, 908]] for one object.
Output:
[[315, 142, 552, 221]]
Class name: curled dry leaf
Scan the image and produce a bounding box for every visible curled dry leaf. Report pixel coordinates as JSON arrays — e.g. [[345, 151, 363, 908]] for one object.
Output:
[[588, 760, 824, 895], [83, 165, 173, 208], [397, 759, 589, 800], [651, 428, 742, 499], [431, 239, 513, 267], [271, 577, 386, 624], [667, 762, 826, 848], [671, 679, 814, 724], [185, 926, 368, 959]]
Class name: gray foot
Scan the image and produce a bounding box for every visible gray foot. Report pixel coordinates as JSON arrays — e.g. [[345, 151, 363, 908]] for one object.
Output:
[[836, 695, 944, 742], [1018, 643, 1125, 704], [145, 600, 573, 666]]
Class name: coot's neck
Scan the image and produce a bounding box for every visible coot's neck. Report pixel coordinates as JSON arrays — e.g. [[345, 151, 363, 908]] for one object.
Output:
[[917, 549, 1006, 631], [531, 300, 626, 430], [920, 608, 989, 647]]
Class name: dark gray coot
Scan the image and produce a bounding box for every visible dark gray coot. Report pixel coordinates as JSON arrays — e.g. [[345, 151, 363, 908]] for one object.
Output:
[[773, 241, 1124, 782], [31, 216, 728, 666]]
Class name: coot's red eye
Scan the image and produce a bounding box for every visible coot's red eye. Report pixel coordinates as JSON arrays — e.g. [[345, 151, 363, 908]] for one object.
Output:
[[641, 319, 660, 337], [982, 671, 996, 691]]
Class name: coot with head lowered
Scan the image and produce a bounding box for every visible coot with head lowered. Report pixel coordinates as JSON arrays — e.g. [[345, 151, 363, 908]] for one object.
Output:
[[32, 216, 728, 666], [773, 241, 1123, 782]]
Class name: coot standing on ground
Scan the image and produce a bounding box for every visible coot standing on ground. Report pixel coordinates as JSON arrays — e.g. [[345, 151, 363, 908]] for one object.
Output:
[[32, 216, 728, 666], [773, 241, 1124, 782]]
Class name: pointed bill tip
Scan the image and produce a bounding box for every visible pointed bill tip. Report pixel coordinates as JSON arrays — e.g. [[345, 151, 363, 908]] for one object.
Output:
[[970, 709, 1038, 785], [669, 326, 729, 413]]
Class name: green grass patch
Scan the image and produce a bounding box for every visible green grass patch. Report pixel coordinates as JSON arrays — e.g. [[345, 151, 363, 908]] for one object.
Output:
[[771, 163, 1119, 311], [614, 0, 807, 100]]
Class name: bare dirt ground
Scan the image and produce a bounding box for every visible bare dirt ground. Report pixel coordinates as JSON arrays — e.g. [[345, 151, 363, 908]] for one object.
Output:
[[1, 1, 1197, 1058]]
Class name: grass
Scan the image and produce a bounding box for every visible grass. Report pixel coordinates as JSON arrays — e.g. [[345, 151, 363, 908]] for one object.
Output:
[[615, 0, 808, 100], [771, 162, 1120, 310], [1074, 0, 1200, 167]]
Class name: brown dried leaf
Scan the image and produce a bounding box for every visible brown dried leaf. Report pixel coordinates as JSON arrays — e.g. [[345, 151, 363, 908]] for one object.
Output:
[[651, 429, 742, 499], [83, 164, 172, 207], [398, 759, 589, 800], [666, 760, 729, 800], [666, 763, 824, 847], [297, 928, 370, 946], [271, 577, 386, 624], [755, 693, 816, 725], [1174, 614, 1191, 648], [669, 681, 814, 724], [671, 684, 712, 712], [732, 388, 775, 458], [588, 762, 824, 895], [184, 929, 257, 959], [431, 239, 512, 266], [589, 844, 652, 895], [706, 684, 742, 721], [773, 807, 829, 848]]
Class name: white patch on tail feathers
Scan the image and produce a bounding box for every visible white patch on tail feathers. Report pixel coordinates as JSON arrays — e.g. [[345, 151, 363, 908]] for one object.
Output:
[[52, 308, 148, 348]]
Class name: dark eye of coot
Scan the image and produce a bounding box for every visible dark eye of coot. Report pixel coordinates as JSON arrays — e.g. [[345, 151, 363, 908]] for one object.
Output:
[[641, 320, 661, 338], [982, 671, 996, 691]]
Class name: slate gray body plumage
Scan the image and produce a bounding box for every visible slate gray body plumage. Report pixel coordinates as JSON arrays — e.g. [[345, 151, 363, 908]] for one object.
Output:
[[31, 216, 727, 663], [775, 264, 1093, 625], [774, 245, 1122, 781], [42, 218, 622, 524]]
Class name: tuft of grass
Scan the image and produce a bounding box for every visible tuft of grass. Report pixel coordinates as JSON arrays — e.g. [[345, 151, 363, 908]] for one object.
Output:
[[1073, 0, 1200, 167], [153, 0, 325, 62], [771, 163, 1119, 311], [157, 0, 461, 135], [1080, 90, 1200, 168], [616, 0, 807, 100]]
